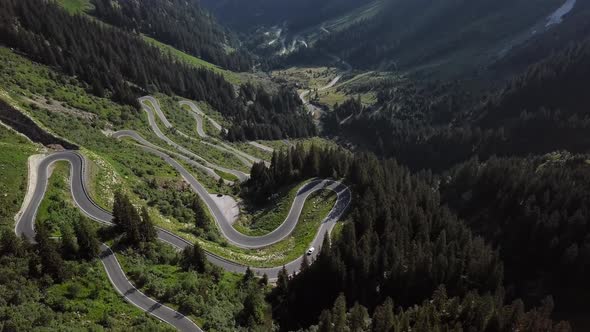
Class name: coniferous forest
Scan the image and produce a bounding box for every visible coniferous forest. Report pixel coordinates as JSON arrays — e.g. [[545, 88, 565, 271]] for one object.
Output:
[[0, 0, 235, 108], [245, 144, 572, 331], [91, 0, 253, 71], [1, 0, 590, 331], [0, 0, 315, 141], [324, 37, 590, 171]]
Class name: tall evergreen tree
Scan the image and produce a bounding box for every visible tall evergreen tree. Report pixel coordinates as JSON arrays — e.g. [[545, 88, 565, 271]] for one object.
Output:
[[371, 298, 394, 332], [60, 224, 79, 259], [74, 216, 101, 260], [140, 207, 157, 243], [0, 230, 23, 257], [192, 196, 210, 232], [181, 242, 208, 273], [331, 293, 347, 332], [34, 223, 65, 281]]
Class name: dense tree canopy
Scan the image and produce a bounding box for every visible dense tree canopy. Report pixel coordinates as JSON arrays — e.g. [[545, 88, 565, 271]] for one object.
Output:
[[112, 192, 157, 246], [325, 38, 590, 172], [0, 0, 317, 140], [0, 0, 236, 109], [441, 154, 590, 316], [226, 84, 317, 141], [91, 0, 253, 71]]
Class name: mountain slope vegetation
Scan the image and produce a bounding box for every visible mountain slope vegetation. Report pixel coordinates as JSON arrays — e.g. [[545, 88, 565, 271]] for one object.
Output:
[[0, 0, 316, 141], [325, 35, 590, 171], [314, 0, 563, 73], [91, 0, 253, 71], [1, 0, 589, 330], [201, 0, 372, 32]]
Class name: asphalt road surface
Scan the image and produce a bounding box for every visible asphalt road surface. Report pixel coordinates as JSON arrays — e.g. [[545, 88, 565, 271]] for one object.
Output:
[[138, 98, 249, 181], [13, 151, 200, 331], [15, 148, 351, 330], [179, 99, 274, 157], [15, 93, 352, 331]]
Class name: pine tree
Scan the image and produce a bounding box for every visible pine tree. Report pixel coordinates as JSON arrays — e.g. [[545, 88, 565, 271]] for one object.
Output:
[[192, 196, 209, 232], [239, 290, 266, 327], [331, 293, 347, 332], [112, 191, 125, 230], [75, 216, 101, 260], [243, 267, 255, 285], [140, 207, 157, 243], [0, 230, 23, 257], [349, 302, 369, 332], [35, 223, 65, 281], [318, 309, 333, 332], [275, 266, 289, 301], [181, 242, 207, 273], [60, 223, 78, 259], [371, 298, 394, 332]]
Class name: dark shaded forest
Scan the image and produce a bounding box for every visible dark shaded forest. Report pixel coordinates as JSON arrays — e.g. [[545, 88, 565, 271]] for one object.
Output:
[[201, 0, 371, 32], [301, 289, 571, 332], [441, 155, 590, 321], [309, 0, 560, 71], [315, 20, 590, 331], [324, 37, 590, 172], [91, 0, 253, 71], [492, 0, 590, 75], [244, 144, 570, 331], [227, 84, 317, 141]]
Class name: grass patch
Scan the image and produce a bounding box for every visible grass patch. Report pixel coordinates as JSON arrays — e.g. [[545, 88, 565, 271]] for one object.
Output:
[[84, 148, 122, 210], [45, 258, 172, 330], [154, 94, 199, 137], [0, 124, 37, 227], [199, 187, 338, 268], [114, 242, 270, 331], [230, 141, 273, 160], [234, 181, 309, 236], [133, 98, 250, 173], [195, 101, 230, 134], [56, 0, 93, 14], [143, 36, 242, 85], [36, 161, 81, 237], [32, 159, 172, 330], [272, 66, 339, 90], [214, 169, 240, 182]]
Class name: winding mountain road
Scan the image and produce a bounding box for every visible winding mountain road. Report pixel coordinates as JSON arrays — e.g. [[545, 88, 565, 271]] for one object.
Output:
[[178, 100, 273, 161], [15, 129, 351, 330], [139, 97, 250, 182], [299, 54, 353, 116], [14, 152, 201, 331], [141, 97, 268, 171]]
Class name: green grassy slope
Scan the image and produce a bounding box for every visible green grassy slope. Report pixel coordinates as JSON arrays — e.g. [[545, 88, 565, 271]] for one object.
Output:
[[0, 46, 338, 268], [143, 36, 243, 85], [0, 124, 37, 228], [34, 161, 172, 330], [56, 0, 93, 14]]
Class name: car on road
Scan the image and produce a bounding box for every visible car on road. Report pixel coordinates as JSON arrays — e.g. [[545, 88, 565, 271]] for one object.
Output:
[[306, 247, 315, 255]]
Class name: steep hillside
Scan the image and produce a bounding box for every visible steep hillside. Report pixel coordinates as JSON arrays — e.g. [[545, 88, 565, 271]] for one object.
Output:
[[312, 0, 568, 74], [201, 0, 372, 32], [493, 0, 590, 74], [0, 0, 315, 141], [91, 0, 252, 71], [324, 36, 590, 171]]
